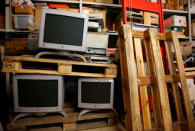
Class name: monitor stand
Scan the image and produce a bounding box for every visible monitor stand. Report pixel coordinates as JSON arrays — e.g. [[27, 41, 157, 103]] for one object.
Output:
[[78, 108, 118, 120], [11, 111, 67, 123], [35, 51, 87, 62]]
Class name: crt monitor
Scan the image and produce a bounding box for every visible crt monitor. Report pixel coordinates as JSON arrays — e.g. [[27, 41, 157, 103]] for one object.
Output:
[[13, 74, 64, 113], [78, 78, 114, 109], [39, 8, 88, 52]]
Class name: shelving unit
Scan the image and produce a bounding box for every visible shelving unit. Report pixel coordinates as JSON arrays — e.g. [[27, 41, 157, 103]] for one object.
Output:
[[3, 0, 195, 42], [3, 0, 160, 33], [163, 0, 195, 42]]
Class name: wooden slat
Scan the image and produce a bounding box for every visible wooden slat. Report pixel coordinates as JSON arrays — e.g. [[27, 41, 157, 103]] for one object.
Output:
[[143, 36, 163, 128], [186, 72, 195, 79], [118, 27, 133, 131], [147, 28, 172, 131], [137, 75, 180, 86], [4, 56, 117, 68], [118, 25, 142, 131], [185, 67, 195, 71], [169, 31, 194, 131], [132, 30, 165, 40], [164, 40, 184, 121], [134, 38, 152, 130], [2, 69, 115, 78]]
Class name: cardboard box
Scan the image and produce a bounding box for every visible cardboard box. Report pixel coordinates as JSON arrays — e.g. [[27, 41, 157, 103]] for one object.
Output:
[[35, 6, 47, 28], [0, 15, 5, 29], [14, 6, 34, 15], [180, 42, 192, 56], [166, 15, 187, 27], [95, 0, 113, 4], [192, 20, 195, 37], [192, 41, 195, 47]]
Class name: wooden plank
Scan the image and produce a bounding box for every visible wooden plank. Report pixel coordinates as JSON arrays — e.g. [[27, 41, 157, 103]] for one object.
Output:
[[185, 67, 195, 71], [118, 27, 132, 131], [186, 72, 195, 79], [143, 37, 163, 128], [164, 40, 184, 121], [8, 112, 115, 128], [2, 69, 116, 78], [169, 31, 194, 131], [137, 75, 180, 86], [132, 30, 165, 40], [134, 38, 152, 130], [147, 28, 172, 131], [4, 56, 117, 68], [118, 25, 142, 131], [81, 124, 126, 131]]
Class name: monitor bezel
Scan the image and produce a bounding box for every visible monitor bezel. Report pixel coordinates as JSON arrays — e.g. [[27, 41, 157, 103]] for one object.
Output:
[[13, 74, 64, 113], [39, 8, 88, 52], [78, 78, 114, 109]]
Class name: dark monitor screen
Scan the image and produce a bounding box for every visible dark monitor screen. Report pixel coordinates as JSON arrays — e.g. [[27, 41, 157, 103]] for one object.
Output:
[[81, 82, 111, 103], [43, 14, 84, 46], [18, 79, 58, 107]]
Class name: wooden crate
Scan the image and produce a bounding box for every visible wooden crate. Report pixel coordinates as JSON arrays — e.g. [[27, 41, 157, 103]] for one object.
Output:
[[2, 56, 117, 78], [7, 109, 117, 131], [118, 25, 195, 131], [5, 38, 28, 54], [166, 0, 184, 10]]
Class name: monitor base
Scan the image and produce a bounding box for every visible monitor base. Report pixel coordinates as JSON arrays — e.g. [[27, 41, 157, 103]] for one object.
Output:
[[11, 111, 67, 123], [35, 51, 87, 62], [78, 108, 118, 120]]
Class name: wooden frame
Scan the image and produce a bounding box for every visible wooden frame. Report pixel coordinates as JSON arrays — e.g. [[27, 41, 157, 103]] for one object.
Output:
[[119, 25, 195, 131]]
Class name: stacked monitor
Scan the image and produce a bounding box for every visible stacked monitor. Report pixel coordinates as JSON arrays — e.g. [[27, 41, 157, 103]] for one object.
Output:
[[12, 9, 114, 117]]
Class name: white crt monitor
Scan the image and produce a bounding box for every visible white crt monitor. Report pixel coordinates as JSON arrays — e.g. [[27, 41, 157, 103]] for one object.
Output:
[[78, 78, 114, 109], [13, 74, 64, 113], [39, 8, 88, 52]]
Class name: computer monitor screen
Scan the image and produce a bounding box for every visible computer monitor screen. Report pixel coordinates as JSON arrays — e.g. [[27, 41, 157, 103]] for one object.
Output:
[[78, 78, 114, 109], [13, 74, 64, 113], [17, 79, 58, 107], [81, 82, 111, 103], [39, 8, 88, 52]]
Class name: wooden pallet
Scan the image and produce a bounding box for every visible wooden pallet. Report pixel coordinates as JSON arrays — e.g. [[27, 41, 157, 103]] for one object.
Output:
[[7, 109, 118, 131], [2, 56, 117, 78], [118, 25, 195, 131]]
